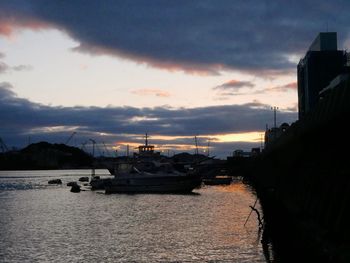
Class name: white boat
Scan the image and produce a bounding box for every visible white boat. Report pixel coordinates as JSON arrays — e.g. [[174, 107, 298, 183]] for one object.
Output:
[[103, 163, 201, 194], [91, 134, 202, 193]]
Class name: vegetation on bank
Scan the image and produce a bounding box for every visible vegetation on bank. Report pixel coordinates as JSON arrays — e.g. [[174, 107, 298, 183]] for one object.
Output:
[[0, 142, 93, 170]]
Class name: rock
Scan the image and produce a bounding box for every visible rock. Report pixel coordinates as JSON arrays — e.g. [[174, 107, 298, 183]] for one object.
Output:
[[70, 184, 81, 193], [67, 181, 77, 187], [48, 179, 62, 184], [78, 176, 89, 182]]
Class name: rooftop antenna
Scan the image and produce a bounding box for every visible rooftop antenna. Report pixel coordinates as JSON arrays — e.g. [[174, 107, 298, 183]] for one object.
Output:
[[271, 106, 278, 129], [271, 106, 279, 140]]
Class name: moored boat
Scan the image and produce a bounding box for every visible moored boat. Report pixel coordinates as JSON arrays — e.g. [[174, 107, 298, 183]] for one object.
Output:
[[92, 134, 202, 194], [104, 169, 201, 194], [101, 162, 201, 193], [91, 162, 202, 193]]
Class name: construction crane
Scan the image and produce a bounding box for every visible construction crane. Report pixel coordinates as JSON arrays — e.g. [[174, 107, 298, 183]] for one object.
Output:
[[102, 142, 111, 157], [81, 141, 88, 152], [65, 132, 77, 145], [0, 137, 9, 153]]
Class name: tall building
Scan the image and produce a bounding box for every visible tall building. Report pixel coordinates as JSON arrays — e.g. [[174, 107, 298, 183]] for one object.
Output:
[[297, 32, 347, 119]]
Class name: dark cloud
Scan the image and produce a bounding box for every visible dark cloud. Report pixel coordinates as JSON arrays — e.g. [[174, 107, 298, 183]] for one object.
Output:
[[0, 83, 297, 157], [0, 62, 9, 74], [12, 64, 33, 71], [216, 81, 298, 97], [214, 80, 255, 91], [213, 79, 255, 95], [1, 1, 349, 75], [0, 58, 32, 74], [270, 82, 298, 91], [0, 52, 8, 74], [253, 82, 298, 95]]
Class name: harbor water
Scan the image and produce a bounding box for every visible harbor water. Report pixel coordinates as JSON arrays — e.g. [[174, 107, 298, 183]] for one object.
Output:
[[0, 170, 267, 262]]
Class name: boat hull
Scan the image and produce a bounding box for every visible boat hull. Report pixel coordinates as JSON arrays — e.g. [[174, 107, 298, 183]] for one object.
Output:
[[104, 174, 201, 194], [90, 178, 109, 190]]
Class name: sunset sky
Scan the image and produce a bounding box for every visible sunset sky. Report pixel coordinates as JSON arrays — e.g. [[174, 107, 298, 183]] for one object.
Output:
[[1, 1, 349, 157]]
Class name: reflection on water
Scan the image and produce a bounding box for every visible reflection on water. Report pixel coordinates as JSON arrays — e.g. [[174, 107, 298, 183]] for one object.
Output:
[[0, 170, 267, 262]]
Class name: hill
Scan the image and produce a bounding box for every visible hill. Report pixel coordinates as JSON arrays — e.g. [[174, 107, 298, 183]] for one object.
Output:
[[0, 141, 93, 170]]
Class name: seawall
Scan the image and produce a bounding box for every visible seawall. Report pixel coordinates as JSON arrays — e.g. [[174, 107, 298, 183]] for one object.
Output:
[[247, 78, 350, 261]]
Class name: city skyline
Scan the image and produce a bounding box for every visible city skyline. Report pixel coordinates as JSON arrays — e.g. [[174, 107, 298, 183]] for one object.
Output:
[[1, 1, 349, 157]]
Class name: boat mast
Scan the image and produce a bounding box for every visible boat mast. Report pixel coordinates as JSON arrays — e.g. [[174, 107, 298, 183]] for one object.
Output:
[[207, 138, 210, 157], [89, 139, 96, 176]]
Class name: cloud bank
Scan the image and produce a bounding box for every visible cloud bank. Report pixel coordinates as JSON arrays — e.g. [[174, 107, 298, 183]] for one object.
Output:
[[1, 1, 349, 76], [0, 83, 297, 156]]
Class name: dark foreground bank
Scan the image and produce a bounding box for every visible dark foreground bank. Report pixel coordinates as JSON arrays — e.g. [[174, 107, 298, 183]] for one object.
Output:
[[244, 77, 350, 262]]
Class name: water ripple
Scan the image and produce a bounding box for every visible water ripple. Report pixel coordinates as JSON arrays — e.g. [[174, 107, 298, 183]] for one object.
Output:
[[0, 170, 265, 262]]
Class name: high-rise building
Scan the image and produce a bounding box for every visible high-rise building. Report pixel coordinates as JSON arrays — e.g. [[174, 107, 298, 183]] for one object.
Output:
[[297, 32, 347, 119]]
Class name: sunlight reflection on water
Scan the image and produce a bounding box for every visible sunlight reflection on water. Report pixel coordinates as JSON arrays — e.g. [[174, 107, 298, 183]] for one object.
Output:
[[0, 170, 266, 262]]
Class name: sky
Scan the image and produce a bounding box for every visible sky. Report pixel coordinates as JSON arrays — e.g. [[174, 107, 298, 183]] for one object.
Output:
[[1, 0, 349, 158]]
